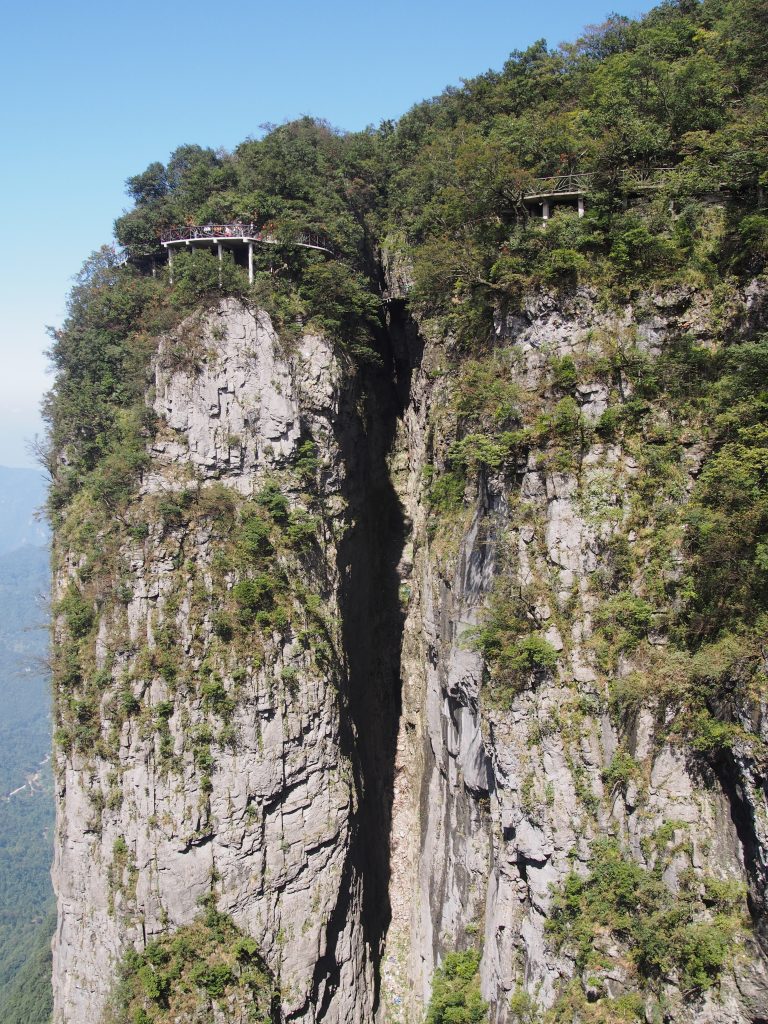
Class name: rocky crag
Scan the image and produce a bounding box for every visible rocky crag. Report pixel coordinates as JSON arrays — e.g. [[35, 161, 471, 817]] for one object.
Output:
[[49, 273, 768, 1024]]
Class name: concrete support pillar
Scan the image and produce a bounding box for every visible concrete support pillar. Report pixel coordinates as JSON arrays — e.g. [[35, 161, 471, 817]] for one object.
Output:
[[168, 249, 174, 285], [248, 241, 254, 285], [218, 242, 223, 288], [578, 195, 585, 218], [542, 200, 550, 221]]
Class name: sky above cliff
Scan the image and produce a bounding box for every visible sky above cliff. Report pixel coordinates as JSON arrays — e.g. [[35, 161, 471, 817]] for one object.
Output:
[[0, 0, 654, 468]]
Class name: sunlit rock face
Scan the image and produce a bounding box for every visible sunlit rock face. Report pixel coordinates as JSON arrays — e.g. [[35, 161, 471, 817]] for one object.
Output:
[[382, 281, 768, 1024], [52, 301, 378, 1024], [53, 283, 768, 1024]]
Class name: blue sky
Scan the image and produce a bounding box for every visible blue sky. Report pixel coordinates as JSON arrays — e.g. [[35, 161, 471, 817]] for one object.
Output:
[[0, 0, 654, 469]]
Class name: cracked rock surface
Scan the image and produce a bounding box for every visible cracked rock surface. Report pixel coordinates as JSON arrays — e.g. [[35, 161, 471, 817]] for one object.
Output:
[[53, 288, 768, 1024]]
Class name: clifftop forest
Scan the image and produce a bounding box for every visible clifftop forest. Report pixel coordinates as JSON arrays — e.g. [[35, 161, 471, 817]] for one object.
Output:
[[111, 0, 767, 323]]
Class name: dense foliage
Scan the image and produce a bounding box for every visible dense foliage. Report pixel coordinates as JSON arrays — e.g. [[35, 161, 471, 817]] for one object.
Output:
[[101, 900, 278, 1024], [0, 912, 55, 1024], [425, 950, 488, 1024], [386, 0, 767, 335]]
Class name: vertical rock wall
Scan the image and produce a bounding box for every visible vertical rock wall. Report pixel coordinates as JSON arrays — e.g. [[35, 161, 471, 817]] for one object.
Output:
[[381, 285, 768, 1024], [52, 302, 382, 1024], [52, 287, 768, 1024]]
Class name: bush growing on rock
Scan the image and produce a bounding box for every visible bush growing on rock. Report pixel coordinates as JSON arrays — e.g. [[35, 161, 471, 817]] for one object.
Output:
[[426, 950, 488, 1024], [101, 908, 278, 1024]]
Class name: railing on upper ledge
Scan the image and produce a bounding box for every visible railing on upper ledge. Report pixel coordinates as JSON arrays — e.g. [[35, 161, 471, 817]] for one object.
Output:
[[159, 223, 336, 254], [523, 167, 675, 199], [524, 172, 596, 198]]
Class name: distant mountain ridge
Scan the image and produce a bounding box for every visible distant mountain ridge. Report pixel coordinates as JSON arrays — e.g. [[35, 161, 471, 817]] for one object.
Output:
[[0, 542, 50, 788]]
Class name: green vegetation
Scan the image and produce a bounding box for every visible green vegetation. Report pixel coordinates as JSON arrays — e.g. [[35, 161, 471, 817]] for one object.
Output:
[[457, 322, 768, 760], [0, 493, 53, 1023], [0, 912, 55, 1024], [547, 982, 645, 1024], [583, 330, 768, 757], [50, 464, 332, 767], [548, 839, 745, 1000], [426, 950, 488, 1024], [101, 900, 278, 1024], [467, 566, 560, 706], [114, 125, 382, 360], [387, 0, 766, 337]]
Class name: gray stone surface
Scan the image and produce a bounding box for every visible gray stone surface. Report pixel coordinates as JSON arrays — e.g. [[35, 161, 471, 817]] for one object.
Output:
[[381, 282, 768, 1024], [52, 302, 374, 1024], [52, 285, 768, 1024]]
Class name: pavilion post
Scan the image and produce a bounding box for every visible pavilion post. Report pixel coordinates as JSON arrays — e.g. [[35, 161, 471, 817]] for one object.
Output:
[[218, 243, 223, 288], [168, 249, 174, 285], [248, 241, 254, 285]]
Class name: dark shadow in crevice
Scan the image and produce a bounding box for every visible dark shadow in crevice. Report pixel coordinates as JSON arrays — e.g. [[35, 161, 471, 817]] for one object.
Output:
[[708, 751, 768, 952], [307, 299, 422, 1020]]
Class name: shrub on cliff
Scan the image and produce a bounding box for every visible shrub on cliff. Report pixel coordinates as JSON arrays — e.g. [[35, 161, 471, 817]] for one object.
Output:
[[169, 248, 246, 306], [548, 839, 746, 999], [101, 907, 278, 1024], [426, 949, 488, 1024]]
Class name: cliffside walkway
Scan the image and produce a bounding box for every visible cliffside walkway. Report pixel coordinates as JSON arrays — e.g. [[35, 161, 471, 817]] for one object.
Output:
[[523, 167, 674, 219], [160, 222, 336, 283]]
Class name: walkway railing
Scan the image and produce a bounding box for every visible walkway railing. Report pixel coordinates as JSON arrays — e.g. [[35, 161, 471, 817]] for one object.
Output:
[[161, 223, 259, 242], [523, 167, 675, 199], [524, 172, 596, 197], [159, 223, 336, 254]]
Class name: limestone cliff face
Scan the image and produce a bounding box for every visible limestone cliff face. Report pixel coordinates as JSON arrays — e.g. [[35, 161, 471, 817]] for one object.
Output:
[[382, 282, 768, 1024], [52, 301, 383, 1024], [52, 286, 768, 1023]]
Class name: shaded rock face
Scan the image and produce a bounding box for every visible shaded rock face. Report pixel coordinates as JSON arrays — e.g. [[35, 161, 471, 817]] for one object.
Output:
[[52, 288, 768, 1024]]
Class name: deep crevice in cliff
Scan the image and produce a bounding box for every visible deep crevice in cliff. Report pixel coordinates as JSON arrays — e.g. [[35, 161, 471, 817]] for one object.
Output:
[[305, 302, 421, 1019], [711, 752, 768, 952]]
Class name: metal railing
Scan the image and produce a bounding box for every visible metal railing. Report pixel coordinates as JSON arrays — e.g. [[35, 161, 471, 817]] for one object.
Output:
[[161, 222, 259, 242], [619, 166, 674, 189], [524, 172, 596, 197], [159, 223, 336, 254], [294, 230, 337, 252], [523, 167, 675, 199]]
